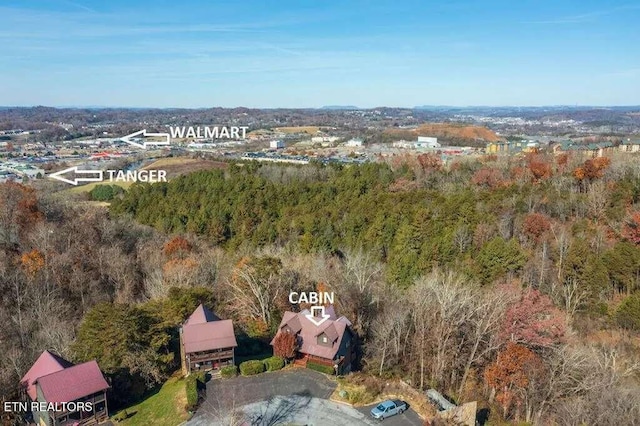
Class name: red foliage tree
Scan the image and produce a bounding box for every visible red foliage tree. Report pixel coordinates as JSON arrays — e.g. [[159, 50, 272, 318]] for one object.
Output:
[[522, 213, 551, 241], [623, 211, 640, 245], [471, 168, 504, 189], [272, 331, 297, 360], [500, 288, 566, 348], [416, 153, 442, 174]]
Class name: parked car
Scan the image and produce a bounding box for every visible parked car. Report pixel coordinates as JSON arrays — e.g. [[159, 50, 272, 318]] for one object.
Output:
[[370, 400, 407, 420]]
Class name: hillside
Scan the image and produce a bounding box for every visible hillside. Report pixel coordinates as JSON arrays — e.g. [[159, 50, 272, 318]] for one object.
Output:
[[384, 123, 502, 143]]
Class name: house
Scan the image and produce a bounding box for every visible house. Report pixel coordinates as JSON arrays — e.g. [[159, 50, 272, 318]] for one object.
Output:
[[271, 306, 356, 375], [20, 350, 109, 426], [179, 304, 238, 375]]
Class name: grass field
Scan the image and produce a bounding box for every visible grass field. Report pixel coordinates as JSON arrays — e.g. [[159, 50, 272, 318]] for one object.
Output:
[[273, 126, 322, 134], [114, 377, 189, 426], [66, 180, 134, 194], [143, 157, 227, 179]]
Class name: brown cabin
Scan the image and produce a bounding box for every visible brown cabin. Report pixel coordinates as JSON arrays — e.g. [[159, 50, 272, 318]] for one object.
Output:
[[180, 304, 238, 375]]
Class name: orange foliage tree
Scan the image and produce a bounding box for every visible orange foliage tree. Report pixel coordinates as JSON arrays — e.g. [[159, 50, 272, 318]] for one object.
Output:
[[20, 249, 45, 277], [526, 154, 552, 182], [573, 157, 611, 183], [163, 236, 192, 259], [484, 342, 544, 419]]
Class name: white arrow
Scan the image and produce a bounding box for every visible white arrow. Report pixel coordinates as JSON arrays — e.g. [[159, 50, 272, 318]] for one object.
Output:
[[120, 129, 171, 149], [305, 306, 331, 327], [48, 166, 104, 186]]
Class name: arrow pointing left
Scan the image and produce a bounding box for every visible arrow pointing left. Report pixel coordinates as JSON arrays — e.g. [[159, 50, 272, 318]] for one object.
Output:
[[48, 166, 104, 186]]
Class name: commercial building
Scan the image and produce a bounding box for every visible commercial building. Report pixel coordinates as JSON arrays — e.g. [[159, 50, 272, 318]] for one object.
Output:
[[270, 140, 285, 149]]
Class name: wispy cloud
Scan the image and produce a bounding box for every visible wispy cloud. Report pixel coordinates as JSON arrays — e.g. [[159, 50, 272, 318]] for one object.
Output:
[[525, 4, 640, 25]]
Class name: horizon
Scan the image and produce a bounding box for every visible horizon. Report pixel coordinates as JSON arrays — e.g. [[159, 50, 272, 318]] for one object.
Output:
[[1, 0, 639, 107], [2, 104, 640, 111]]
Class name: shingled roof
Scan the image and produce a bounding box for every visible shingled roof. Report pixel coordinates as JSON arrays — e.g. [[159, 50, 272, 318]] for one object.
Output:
[[21, 350, 73, 401], [36, 361, 109, 403], [21, 351, 108, 403], [185, 304, 220, 325], [272, 307, 352, 361], [182, 304, 238, 353]]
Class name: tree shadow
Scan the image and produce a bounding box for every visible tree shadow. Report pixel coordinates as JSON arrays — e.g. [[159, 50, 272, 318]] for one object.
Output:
[[244, 390, 313, 426], [476, 407, 490, 426]]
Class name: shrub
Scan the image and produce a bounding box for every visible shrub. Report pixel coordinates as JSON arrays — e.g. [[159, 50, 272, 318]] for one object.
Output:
[[220, 365, 238, 378], [240, 360, 265, 376], [264, 356, 284, 372], [89, 184, 124, 201], [307, 361, 335, 375], [185, 372, 206, 411]]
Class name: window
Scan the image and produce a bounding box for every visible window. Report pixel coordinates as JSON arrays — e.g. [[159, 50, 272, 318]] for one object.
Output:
[[322, 336, 327, 343]]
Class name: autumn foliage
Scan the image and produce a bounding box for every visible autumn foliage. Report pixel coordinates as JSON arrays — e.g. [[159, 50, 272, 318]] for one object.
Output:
[[484, 342, 544, 417], [573, 157, 611, 182], [471, 168, 504, 189], [163, 236, 192, 258], [623, 211, 640, 245], [500, 288, 566, 348], [522, 213, 551, 241], [272, 331, 297, 359], [20, 249, 45, 276], [526, 154, 552, 182]]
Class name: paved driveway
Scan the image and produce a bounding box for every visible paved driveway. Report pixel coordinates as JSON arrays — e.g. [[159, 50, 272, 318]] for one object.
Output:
[[187, 369, 422, 426]]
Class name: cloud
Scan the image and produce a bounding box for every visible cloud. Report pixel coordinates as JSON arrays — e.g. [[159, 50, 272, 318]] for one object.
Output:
[[525, 4, 640, 25]]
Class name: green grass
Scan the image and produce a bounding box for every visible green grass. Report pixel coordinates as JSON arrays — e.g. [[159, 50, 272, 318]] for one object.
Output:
[[66, 180, 134, 194], [113, 377, 189, 426]]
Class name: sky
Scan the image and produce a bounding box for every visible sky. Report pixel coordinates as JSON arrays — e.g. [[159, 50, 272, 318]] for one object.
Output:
[[0, 0, 639, 108]]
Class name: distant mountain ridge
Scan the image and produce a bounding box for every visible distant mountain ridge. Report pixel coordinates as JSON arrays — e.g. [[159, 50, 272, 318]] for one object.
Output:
[[321, 105, 359, 110]]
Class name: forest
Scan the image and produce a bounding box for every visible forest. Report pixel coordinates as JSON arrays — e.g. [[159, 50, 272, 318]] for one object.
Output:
[[2, 151, 640, 425]]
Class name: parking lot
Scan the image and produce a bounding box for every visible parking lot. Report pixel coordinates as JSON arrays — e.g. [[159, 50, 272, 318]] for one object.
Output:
[[187, 369, 422, 426]]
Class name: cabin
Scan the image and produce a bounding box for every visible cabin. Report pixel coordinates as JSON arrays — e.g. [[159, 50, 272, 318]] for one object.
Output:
[[20, 350, 109, 426], [271, 305, 356, 375], [179, 304, 238, 375]]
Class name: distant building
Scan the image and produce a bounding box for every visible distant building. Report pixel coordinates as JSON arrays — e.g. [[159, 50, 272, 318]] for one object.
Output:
[[180, 304, 238, 375], [551, 140, 614, 157], [393, 137, 440, 149], [416, 136, 440, 148], [345, 138, 364, 147], [486, 140, 539, 154], [271, 305, 356, 375], [20, 350, 110, 426], [620, 139, 640, 153], [311, 136, 340, 145], [270, 140, 285, 149], [392, 140, 414, 149]]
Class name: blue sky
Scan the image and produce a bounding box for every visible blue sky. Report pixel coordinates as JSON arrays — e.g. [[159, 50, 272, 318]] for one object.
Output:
[[1, 0, 639, 108]]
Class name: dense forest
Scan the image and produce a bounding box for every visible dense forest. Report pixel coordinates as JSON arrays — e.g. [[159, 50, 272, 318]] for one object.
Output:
[[2, 152, 640, 424]]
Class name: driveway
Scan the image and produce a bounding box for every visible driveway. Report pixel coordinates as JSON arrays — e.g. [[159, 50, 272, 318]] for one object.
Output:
[[187, 369, 423, 426]]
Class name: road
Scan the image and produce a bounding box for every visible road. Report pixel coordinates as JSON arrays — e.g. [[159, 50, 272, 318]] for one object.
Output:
[[187, 369, 422, 426]]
